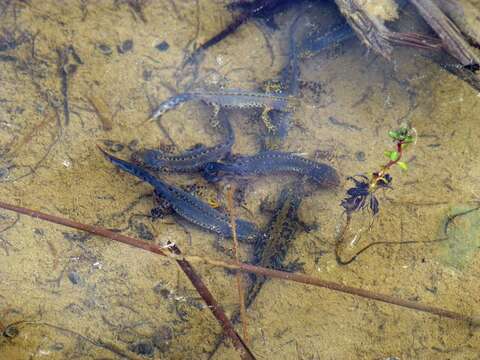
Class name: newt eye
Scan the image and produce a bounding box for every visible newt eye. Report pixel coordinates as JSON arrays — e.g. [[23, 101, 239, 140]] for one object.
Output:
[[202, 163, 221, 182]]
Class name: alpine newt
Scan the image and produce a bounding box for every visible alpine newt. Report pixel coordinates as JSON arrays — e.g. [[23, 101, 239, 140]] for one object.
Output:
[[201, 150, 339, 187], [131, 108, 234, 172], [262, 6, 303, 149], [246, 184, 307, 306], [208, 183, 308, 358], [99, 148, 258, 242], [149, 88, 298, 131]]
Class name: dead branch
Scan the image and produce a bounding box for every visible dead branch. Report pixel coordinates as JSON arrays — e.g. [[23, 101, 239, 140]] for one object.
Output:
[[0, 200, 477, 326], [410, 0, 480, 68], [434, 0, 480, 47], [333, 0, 394, 59], [0, 201, 254, 360]]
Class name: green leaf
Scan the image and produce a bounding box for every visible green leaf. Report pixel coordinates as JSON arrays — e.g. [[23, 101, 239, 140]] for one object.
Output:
[[384, 150, 393, 158], [388, 130, 399, 139], [404, 135, 415, 143], [389, 151, 400, 161], [397, 161, 408, 171]]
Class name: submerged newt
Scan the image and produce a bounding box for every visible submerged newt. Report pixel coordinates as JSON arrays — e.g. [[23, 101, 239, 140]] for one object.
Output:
[[201, 150, 339, 187], [99, 148, 258, 242], [208, 184, 308, 357], [300, 21, 354, 58], [149, 88, 298, 131], [246, 184, 307, 306], [262, 7, 303, 149], [151, 182, 220, 219], [131, 108, 234, 172]]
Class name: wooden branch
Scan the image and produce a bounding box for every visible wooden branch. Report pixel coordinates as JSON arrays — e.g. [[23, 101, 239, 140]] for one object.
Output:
[[434, 0, 480, 47], [410, 0, 480, 68], [0, 200, 478, 326], [0, 201, 255, 360], [334, 0, 394, 59]]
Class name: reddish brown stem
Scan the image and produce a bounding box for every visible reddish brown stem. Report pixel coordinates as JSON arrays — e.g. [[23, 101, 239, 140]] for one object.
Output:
[[227, 185, 249, 343], [167, 242, 254, 359], [0, 201, 255, 360], [0, 201, 477, 326], [383, 141, 403, 171]]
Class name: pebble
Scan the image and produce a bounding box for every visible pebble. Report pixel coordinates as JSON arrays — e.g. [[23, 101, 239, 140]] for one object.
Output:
[[130, 341, 154, 357], [152, 325, 173, 353], [355, 151, 366, 161], [67, 271, 81, 285], [155, 41, 169, 52], [97, 44, 112, 56], [117, 39, 133, 54]]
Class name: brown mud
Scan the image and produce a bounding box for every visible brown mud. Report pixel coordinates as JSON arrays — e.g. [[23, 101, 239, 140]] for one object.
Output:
[[0, 1, 479, 359]]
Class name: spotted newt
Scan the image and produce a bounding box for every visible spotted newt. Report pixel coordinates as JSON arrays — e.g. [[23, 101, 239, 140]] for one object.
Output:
[[202, 150, 339, 188], [131, 108, 234, 172], [149, 88, 298, 132], [208, 183, 308, 358], [99, 148, 258, 242]]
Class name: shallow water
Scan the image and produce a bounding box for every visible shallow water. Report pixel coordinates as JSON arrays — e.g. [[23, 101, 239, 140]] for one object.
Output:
[[0, 1, 479, 359]]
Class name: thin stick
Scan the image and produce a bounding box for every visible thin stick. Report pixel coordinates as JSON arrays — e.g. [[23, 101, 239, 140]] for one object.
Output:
[[226, 185, 248, 343], [166, 242, 253, 359], [0, 201, 255, 360], [0, 201, 477, 325]]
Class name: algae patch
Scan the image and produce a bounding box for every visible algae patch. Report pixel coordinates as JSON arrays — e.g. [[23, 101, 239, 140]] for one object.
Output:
[[439, 206, 480, 270]]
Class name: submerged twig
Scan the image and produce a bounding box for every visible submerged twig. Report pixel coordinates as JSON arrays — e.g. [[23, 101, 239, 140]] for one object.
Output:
[[0, 201, 255, 360], [166, 242, 254, 359], [434, 0, 480, 47], [86, 95, 113, 131], [185, 0, 278, 65], [409, 0, 480, 90], [410, 0, 480, 69], [56, 47, 71, 126], [3, 320, 142, 360], [333, 0, 394, 59], [227, 185, 248, 343], [0, 201, 476, 325]]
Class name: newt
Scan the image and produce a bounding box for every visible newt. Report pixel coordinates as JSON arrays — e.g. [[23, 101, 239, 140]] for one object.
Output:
[[300, 21, 354, 58], [262, 7, 303, 149], [151, 182, 221, 218], [99, 148, 258, 242], [149, 88, 298, 131], [131, 108, 234, 172], [246, 184, 307, 306], [201, 150, 339, 187], [208, 183, 308, 358]]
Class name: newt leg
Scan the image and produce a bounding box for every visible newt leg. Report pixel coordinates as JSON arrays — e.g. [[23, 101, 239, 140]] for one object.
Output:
[[280, 259, 304, 273], [209, 103, 221, 128], [184, 184, 220, 208], [261, 107, 277, 133], [151, 191, 174, 219]]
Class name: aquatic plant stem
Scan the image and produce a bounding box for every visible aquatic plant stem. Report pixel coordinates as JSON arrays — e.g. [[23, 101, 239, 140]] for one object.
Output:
[[227, 185, 249, 343], [0, 201, 255, 360], [0, 201, 477, 326]]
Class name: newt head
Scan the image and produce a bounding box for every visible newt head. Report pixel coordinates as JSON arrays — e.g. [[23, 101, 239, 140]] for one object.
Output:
[[310, 164, 340, 188], [97, 145, 132, 172]]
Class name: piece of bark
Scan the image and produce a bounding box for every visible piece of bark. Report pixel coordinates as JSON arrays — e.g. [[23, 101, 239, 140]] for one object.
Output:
[[385, 31, 442, 51], [410, 0, 480, 68], [333, 0, 394, 59], [434, 0, 480, 46]]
